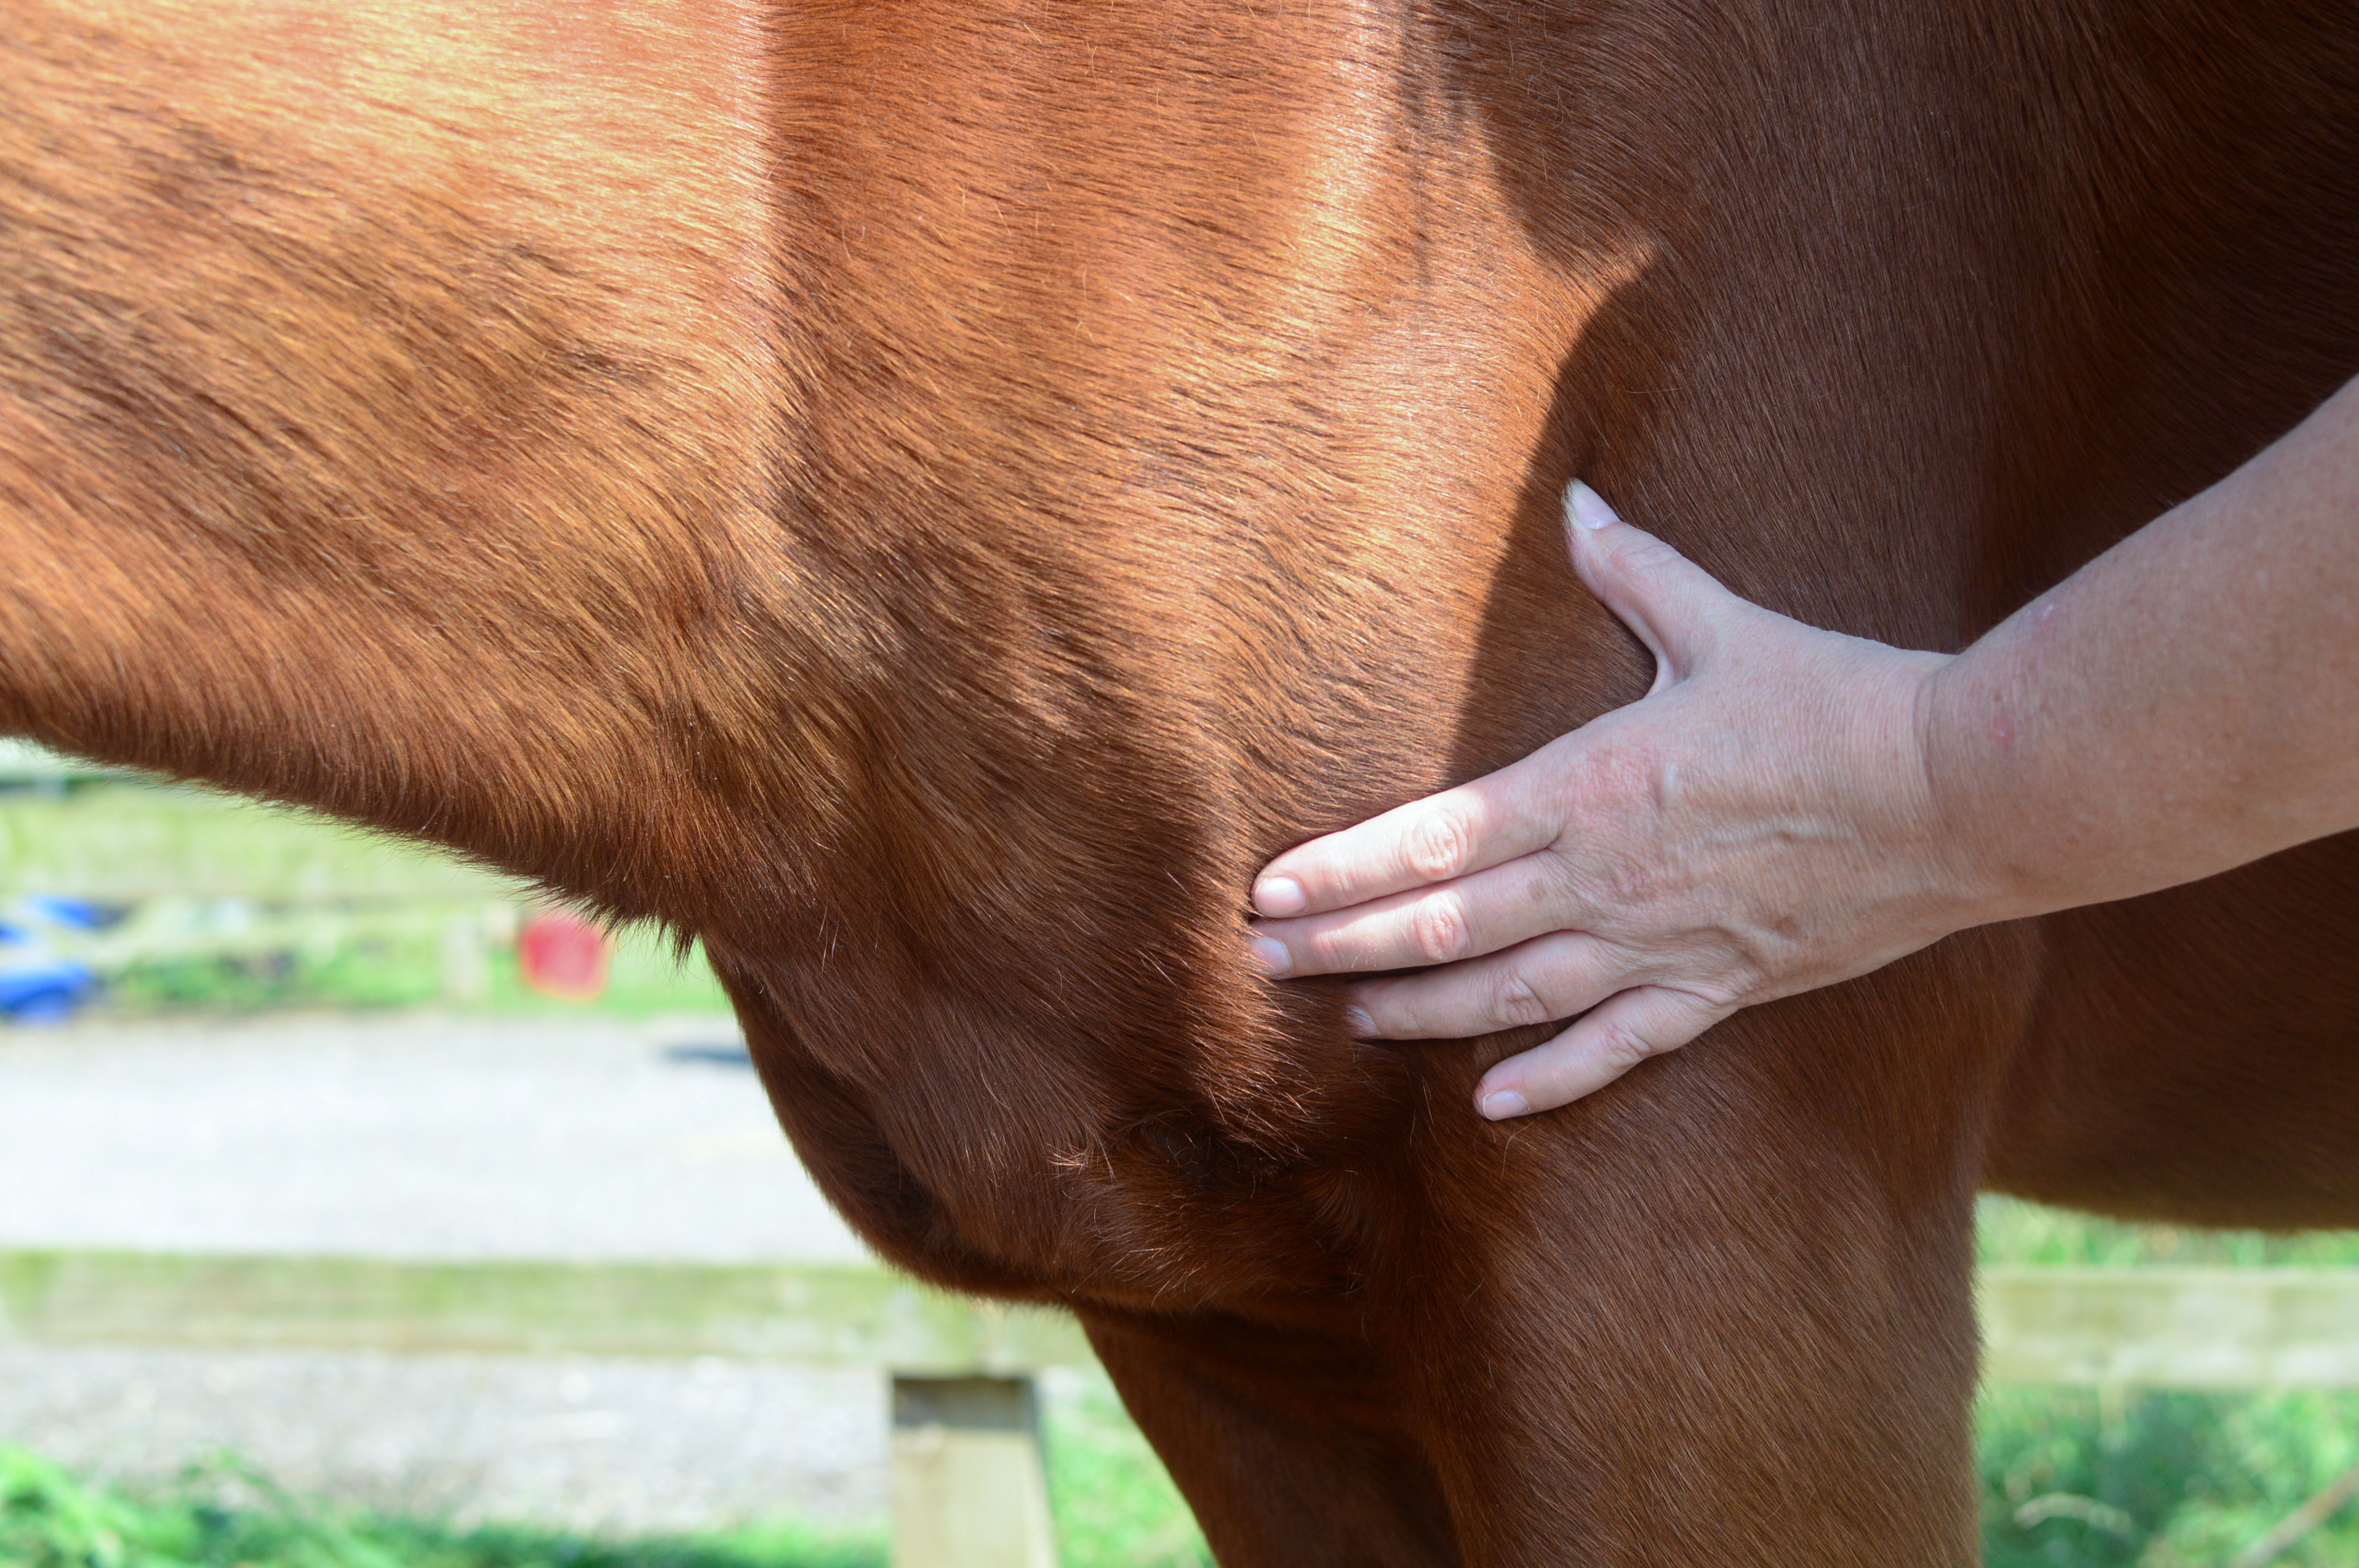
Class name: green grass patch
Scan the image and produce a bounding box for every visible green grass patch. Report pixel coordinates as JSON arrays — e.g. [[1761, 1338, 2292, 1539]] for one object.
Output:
[[1980, 1193, 2359, 1268], [1046, 1388, 1210, 1568], [0, 784, 511, 905], [0, 1447, 884, 1568], [104, 937, 449, 1016], [1982, 1388, 2359, 1566], [96, 924, 731, 1021]]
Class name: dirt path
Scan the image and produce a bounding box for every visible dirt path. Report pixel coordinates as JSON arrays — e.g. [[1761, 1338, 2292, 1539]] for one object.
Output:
[[0, 1011, 901, 1531], [0, 1011, 867, 1262]]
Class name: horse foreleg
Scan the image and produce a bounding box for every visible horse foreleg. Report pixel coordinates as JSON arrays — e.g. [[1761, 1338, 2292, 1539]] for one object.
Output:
[[1079, 1305, 1460, 1568], [1373, 962, 2011, 1564]]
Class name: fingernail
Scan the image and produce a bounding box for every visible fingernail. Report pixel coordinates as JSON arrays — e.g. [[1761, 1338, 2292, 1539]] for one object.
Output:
[[1479, 1088, 1530, 1120], [1565, 480, 1620, 532], [1341, 1005, 1374, 1036], [1249, 936, 1293, 977], [1252, 875, 1307, 917]]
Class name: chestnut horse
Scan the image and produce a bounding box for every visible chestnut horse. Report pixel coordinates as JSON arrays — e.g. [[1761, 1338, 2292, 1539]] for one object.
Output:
[[3, 1, 2355, 1560]]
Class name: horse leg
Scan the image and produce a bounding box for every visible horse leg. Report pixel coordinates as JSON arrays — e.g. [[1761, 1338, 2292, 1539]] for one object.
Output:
[[1369, 951, 2014, 1564], [1078, 1305, 1460, 1568]]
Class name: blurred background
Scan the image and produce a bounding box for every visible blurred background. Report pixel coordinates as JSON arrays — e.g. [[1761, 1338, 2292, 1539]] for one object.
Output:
[[3, 737, 2358, 1568]]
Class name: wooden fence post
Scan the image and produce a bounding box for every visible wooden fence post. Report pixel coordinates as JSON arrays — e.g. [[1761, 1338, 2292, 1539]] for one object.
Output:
[[439, 909, 490, 1002], [891, 1376, 1059, 1568]]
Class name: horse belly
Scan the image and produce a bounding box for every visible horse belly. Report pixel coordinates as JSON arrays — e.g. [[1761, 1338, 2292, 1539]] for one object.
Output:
[[1984, 830, 2359, 1228]]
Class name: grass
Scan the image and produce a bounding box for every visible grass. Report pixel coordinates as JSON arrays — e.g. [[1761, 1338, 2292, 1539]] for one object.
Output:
[[1044, 1389, 1211, 1568], [1980, 1193, 2359, 1269], [0, 784, 510, 904], [96, 923, 731, 1021], [0, 1447, 885, 1568], [1980, 1387, 2359, 1567]]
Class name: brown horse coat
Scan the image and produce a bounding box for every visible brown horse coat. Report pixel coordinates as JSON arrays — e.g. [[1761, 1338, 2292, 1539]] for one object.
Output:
[[4, 1, 2356, 1560]]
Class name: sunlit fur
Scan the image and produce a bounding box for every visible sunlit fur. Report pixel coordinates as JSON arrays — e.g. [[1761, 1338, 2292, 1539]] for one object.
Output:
[[3, 2, 2355, 1560]]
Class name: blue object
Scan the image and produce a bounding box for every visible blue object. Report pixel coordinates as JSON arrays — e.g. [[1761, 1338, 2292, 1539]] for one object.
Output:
[[16, 894, 106, 930], [0, 952, 94, 1022], [0, 896, 101, 1022]]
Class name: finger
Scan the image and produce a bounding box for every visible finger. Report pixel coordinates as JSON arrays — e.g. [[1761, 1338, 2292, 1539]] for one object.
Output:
[[1562, 480, 1743, 693], [1472, 985, 1732, 1118], [1251, 752, 1566, 919], [1343, 929, 1630, 1039], [1250, 846, 1590, 978]]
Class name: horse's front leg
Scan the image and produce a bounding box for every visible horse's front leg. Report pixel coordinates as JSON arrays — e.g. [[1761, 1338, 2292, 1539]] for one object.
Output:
[[1079, 1305, 1461, 1568], [1375, 946, 2014, 1564]]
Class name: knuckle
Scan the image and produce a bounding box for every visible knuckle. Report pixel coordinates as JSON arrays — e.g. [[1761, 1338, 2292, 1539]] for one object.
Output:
[[1618, 537, 1686, 577], [1700, 967, 1764, 1010], [1603, 858, 1661, 909], [1532, 843, 1587, 900], [1687, 981, 1743, 1016], [1409, 892, 1473, 964], [1687, 945, 1772, 1009], [1404, 807, 1474, 881], [1590, 1022, 1661, 1076], [1302, 927, 1352, 973], [1380, 994, 1434, 1039], [1486, 970, 1555, 1031]]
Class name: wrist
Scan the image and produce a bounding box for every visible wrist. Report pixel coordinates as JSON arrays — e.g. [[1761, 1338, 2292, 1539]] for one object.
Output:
[[1911, 650, 2058, 928]]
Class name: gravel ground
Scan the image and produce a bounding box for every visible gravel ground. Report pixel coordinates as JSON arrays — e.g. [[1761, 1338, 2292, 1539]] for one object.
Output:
[[0, 1012, 868, 1263], [0, 1012, 897, 1532], [0, 1346, 890, 1533]]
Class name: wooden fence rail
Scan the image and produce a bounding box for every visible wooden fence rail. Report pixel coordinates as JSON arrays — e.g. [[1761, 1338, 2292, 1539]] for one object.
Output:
[[1983, 1266, 2359, 1389], [8, 1249, 2359, 1390], [0, 1250, 1089, 1371]]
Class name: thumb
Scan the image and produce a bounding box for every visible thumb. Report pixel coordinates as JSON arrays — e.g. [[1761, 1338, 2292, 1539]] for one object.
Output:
[[1563, 480, 1740, 694]]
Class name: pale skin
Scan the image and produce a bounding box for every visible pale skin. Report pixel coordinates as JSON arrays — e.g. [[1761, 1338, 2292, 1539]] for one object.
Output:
[[1249, 373, 2359, 1120]]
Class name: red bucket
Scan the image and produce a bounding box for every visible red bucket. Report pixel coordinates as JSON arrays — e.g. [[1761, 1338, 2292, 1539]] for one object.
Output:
[[518, 911, 609, 1002]]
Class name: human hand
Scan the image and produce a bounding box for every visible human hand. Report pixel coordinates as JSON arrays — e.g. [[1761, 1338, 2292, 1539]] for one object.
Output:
[[1248, 482, 1994, 1119]]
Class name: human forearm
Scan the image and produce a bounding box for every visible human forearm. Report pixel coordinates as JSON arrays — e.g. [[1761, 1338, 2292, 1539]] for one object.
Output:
[[1923, 374, 2359, 923]]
